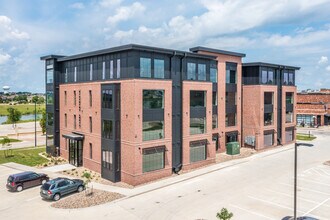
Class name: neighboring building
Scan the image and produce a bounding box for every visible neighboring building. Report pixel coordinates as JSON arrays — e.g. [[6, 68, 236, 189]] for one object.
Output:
[[242, 63, 299, 150], [41, 44, 297, 185], [296, 89, 330, 126]]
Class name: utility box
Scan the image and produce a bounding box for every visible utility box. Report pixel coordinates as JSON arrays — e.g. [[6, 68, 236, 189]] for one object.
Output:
[[226, 142, 240, 155]]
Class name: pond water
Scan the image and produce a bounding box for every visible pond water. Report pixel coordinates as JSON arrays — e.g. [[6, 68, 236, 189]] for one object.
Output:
[[0, 114, 42, 124]]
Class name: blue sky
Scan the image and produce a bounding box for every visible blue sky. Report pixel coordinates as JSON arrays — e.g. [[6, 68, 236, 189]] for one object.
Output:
[[0, 0, 330, 92]]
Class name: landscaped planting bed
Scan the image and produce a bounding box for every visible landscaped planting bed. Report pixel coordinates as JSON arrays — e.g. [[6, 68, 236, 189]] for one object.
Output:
[[51, 189, 124, 209]]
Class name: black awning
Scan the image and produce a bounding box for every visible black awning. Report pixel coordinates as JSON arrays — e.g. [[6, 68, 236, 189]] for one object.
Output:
[[62, 133, 84, 141]]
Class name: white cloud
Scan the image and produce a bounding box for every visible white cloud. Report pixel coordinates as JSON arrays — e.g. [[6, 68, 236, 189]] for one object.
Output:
[[99, 0, 123, 8], [69, 2, 85, 9], [0, 15, 29, 42], [326, 66, 330, 71], [318, 56, 328, 64], [0, 53, 11, 65], [106, 2, 145, 26]]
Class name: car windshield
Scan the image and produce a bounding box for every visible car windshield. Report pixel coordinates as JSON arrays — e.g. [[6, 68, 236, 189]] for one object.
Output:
[[41, 183, 52, 190], [7, 176, 14, 182]]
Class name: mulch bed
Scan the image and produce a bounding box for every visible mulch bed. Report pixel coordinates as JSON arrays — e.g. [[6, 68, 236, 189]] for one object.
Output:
[[51, 189, 124, 209]]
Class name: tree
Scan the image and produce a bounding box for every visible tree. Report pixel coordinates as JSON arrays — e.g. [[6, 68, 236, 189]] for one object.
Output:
[[40, 109, 46, 134], [38, 96, 45, 104], [0, 137, 12, 158], [7, 108, 22, 128], [216, 208, 233, 220], [31, 96, 39, 103]]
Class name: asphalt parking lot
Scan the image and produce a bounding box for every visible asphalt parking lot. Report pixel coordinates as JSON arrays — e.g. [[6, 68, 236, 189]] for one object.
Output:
[[0, 165, 50, 216]]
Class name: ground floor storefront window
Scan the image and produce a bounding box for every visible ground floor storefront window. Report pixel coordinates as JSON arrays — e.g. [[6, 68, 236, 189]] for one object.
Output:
[[190, 140, 207, 163], [142, 146, 165, 173]]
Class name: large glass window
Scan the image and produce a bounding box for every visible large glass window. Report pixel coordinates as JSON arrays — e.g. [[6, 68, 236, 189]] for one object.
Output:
[[117, 59, 121, 78], [89, 64, 93, 81], [261, 69, 275, 84], [286, 92, 293, 104], [226, 69, 236, 84], [102, 150, 113, 170], [142, 147, 165, 173], [190, 91, 205, 107], [264, 113, 273, 126], [140, 57, 151, 78], [143, 90, 164, 109], [154, 59, 165, 79], [264, 131, 274, 147], [226, 113, 236, 127], [102, 120, 113, 139], [46, 70, 53, 84], [190, 117, 206, 135], [65, 68, 68, 83], [74, 67, 77, 82], [226, 92, 236, 105], [102, 89, 113, 109], [283, 71, 289, 85], [102, 62, 106, 79], [264, 92, 273, 105], [289, 72, 294, 85], [226, 132, 238, 143], [212, 91, 217, 106], [143, 121, 164, 141], [190, 141, 206, 163], [210, 68, 217, 83], [286, 111, 293, 123], [110, 60, 113, 79], [46, 92, 53, 105], [285, 127, 294, 142], [47, 113, 54, 126], [187, 63, 196, 80], [212, 114, 218, 129], [198, 64, 206, 80]]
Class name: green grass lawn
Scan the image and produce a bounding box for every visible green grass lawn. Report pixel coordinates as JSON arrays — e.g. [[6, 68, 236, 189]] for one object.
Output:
[[0, 146, 48, 166], [296, 133, 316, 141], [1, 118, 41, 125], [0, 104, 45, 116]]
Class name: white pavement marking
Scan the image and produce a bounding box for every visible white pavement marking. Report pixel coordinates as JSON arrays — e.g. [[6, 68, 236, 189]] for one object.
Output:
[[316, 168, 330, 176], [25, 196, 40, 202], [298, 178, 330, 187], [281, 183, 330, 196], [303, 167, 314, 173], [230, 204, 276, 220], [303, 198, 330, 216], [265, 189, 320, 205], [312, 168, 330, 178], [248, 195, 304, 213]]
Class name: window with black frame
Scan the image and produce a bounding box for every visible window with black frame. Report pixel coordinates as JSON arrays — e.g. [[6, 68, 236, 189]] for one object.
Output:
[[225, 113, 236, 127], [102, 120, 113, 139], [198, 64, 206, 80], [140, 57, 151, 78], [190, 91, 205, 107], [187, 62, 196, 80], [226, 69, 236, 84], [102, 89, 113, 109], [143, 121, 164, 141], [190, 117, 206, 135], [210, 68, 217, 83], [190, 141, 206, 163], [264, 113, 273, 126], [143, 90, 164, 109], [142, 147, 165, 172]]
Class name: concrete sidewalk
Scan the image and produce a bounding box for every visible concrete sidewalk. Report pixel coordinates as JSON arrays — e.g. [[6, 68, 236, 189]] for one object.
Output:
[[1, 143, 294, 197]]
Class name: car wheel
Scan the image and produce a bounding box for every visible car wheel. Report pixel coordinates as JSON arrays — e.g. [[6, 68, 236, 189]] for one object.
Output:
[[53, 193, 60, 201], [16, 185, 23, 192], [41, 179, 47, 185], [77, 185, 84, 192]]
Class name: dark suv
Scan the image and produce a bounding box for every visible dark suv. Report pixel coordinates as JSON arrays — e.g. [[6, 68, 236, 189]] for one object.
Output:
[[6, 171, 49, 192], [40, 177, 85, 201]]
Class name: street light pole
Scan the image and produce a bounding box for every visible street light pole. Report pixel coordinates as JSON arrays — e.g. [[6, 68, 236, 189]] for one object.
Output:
[[34, 101, 37, 147]]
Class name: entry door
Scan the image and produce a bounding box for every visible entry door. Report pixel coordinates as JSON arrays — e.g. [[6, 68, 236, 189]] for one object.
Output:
[[69, 140, 76, 166]]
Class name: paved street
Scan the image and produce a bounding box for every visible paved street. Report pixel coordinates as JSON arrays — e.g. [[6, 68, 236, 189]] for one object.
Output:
[[0, 122, 45, 149], [0, 129, 329, 220]]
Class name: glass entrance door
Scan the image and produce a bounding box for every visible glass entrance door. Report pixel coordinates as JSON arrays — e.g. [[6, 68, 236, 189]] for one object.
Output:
[[68, 139, 83, 167]]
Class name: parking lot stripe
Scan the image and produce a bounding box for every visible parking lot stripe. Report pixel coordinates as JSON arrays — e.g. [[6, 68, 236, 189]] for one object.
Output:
[[303, 198, 330, 216], [316, 168, 330, 176], [298, 178, 330, 187], [312, 168, 330, 178], [280, 183, 330, 196], [25, 196, 41, 202], [265, 189, 320, 205], [230, 204, 276, 220], [248, 195, 304, 213]]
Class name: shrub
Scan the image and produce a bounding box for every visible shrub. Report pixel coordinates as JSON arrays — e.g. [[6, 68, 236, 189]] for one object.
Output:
[[216, 208, 233, 220]]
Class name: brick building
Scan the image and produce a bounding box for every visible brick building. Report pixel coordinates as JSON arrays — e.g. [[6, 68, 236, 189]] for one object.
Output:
[[296, 89, 330, 126], [41, 44, 298, 185], [242, 63, 299, 150]]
